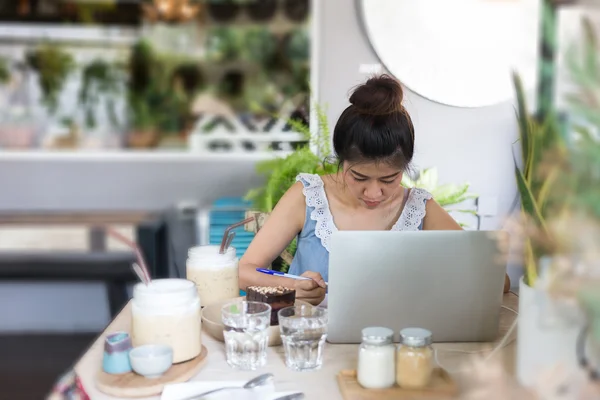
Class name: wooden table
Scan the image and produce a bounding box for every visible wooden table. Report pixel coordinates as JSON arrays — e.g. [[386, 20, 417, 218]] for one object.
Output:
[[74, 294, 519, 399]]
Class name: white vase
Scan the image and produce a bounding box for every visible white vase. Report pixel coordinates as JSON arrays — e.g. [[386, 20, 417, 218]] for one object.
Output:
[[516, 276, 582, 387]]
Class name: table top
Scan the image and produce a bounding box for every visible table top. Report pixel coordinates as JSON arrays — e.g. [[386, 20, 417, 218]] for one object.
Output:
[[74, 293, 519, 400]]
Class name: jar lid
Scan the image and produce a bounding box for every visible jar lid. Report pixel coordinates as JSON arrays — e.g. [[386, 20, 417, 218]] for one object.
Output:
[[133, 278, 197, 309], [399, 327, 432, 347], [187, 245, 236, 263], [362, 327, 394, 344]]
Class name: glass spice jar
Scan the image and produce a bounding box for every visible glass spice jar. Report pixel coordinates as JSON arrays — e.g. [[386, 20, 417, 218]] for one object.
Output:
[[357, 327, 396, 389], [396, 327, 434, 389]]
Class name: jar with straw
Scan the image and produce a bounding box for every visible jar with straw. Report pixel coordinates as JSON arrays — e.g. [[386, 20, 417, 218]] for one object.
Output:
[[105, 227, 202, 363], [186, 217, 253, 307]]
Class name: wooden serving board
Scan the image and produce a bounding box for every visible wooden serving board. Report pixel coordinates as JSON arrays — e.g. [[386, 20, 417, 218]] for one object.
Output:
[[96, 345, 208, 398], [337, 369, 458, 399]]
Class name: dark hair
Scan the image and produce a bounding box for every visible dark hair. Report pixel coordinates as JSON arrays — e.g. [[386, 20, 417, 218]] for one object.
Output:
[[333, 74, 414, 171]]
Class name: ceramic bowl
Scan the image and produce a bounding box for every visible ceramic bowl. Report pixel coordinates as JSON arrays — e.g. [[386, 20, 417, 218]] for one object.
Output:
[[129, 344, 173, 379], [201, 296, 311, 346]]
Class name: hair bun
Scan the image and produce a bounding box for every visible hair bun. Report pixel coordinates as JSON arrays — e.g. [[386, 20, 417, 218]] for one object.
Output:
[[349, 74, 404, 116]]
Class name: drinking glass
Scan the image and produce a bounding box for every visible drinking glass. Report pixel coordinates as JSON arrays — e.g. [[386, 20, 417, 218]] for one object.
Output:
[[221, 301, 271, 370], [278, 305, 328, 371]]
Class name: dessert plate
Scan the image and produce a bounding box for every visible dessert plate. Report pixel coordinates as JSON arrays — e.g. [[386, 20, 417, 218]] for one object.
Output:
[[201, 296, 311, 346]]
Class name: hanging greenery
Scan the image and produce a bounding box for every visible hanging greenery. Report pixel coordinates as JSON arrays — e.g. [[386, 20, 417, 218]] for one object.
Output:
[[79, 59, 123, 129], [126, 39, 202, 138], [26, 44, 75, 114]]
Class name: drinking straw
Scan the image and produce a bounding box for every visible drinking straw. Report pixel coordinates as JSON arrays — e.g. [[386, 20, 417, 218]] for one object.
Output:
[[132, 263, 150, 286], [104, 226, 152, 284], [219, 217, 254, 254], [224, 231, 236, 252]]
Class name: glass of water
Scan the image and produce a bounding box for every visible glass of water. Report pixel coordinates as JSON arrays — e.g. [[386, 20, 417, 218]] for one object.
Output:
[[221, 301, 271, 370], [278, 305, 328, 371]]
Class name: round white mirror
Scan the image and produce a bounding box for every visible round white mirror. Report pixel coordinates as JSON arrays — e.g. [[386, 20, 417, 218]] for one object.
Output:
[[358, 0, 541, 108]]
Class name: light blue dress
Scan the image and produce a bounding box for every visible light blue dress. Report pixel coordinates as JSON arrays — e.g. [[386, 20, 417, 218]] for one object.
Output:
[[288, 173, 433, 282]]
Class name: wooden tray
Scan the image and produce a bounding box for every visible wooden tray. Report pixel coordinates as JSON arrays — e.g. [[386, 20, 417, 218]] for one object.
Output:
[[96, 345, 208, 398], [337, 369, 458, 399]]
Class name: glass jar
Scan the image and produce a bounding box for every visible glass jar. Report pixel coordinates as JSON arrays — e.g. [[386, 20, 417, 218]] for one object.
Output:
[[131, 279, 201, 363], [396, 327, 434, 389], [186, 245, 239, 307], [357, 327, 396, 389]]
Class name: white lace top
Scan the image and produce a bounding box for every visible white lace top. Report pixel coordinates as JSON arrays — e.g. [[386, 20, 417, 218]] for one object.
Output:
[[288, 173, 432, 281], [297, 172, 433, 250]]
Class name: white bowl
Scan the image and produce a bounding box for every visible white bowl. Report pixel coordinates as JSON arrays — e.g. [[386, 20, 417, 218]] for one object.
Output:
[[129, 344, 173, 379]]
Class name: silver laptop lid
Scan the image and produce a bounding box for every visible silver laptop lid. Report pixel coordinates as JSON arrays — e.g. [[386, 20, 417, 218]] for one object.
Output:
[[326, 230, 506, 344]]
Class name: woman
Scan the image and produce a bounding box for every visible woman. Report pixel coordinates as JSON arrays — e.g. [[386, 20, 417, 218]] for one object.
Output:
[[239, 74, 510, 304]]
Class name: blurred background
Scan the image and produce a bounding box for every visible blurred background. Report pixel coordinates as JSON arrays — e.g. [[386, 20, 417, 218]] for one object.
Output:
[[0, 0, 598, 398]]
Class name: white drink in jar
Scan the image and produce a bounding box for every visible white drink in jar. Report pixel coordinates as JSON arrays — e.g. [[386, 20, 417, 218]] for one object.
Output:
[[131, 279, 201, 363], [186, 245, 239, 307]]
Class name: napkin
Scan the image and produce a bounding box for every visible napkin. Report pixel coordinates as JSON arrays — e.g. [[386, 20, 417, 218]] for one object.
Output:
[[161, 380, 297, 400]]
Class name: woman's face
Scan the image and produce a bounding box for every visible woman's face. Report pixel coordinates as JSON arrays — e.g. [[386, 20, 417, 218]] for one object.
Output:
[[342, 161, 404, 209]]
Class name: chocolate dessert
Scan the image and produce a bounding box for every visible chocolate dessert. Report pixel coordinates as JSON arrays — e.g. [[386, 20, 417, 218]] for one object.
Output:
[[246, 286, 296, 325]]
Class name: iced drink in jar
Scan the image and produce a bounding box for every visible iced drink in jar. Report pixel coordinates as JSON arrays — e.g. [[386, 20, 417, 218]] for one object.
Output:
[[186, 245, 239, 307], [131, 278, 201, 363]]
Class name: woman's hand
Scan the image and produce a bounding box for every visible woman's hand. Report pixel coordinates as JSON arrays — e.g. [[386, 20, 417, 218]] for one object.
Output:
[[294, 271, 326, 306]]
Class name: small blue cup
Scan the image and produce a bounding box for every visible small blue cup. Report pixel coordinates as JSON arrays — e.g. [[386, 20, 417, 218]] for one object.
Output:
[[102, 331, 133, 374]]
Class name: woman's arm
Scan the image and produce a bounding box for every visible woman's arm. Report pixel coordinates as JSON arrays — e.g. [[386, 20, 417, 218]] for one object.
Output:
[[238, 182, 307, 290], [422, 199, 462, 231], [422, 199, 511, 292]]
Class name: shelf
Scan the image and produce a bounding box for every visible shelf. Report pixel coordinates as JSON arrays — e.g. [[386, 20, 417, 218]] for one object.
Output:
[[0, 150, 292, 162], [0, 23, 139, 47]]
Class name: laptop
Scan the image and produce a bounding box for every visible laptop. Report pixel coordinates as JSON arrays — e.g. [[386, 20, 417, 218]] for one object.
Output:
[[326, 230, 507, 344]]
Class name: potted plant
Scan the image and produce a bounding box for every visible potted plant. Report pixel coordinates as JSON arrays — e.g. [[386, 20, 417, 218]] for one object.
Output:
[[513, 15, 600, 387], [124, 40, 202, 148], [402, 167, 478, 227], [26, 44, 75, 115], [243, 28, 278, 69], [79, 59, 123, 132], [205, 27, 242, 63]]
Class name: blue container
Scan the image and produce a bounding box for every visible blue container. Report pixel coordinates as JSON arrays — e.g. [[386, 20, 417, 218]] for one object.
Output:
[[102, 331, 132, 374]]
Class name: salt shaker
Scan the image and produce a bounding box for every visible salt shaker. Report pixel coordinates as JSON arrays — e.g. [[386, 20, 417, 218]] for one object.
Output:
[[357, 327, 396, 389], [396, 327, 434, 389]]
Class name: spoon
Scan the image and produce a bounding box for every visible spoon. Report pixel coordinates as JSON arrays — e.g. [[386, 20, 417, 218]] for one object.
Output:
[[273, 393, 305, 400], [182, 373, 274, 400]]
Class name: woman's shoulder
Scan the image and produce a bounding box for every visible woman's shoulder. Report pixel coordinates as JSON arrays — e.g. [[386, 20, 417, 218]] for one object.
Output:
[[405, 187, 434, 205], [295, 172, 325, 187]]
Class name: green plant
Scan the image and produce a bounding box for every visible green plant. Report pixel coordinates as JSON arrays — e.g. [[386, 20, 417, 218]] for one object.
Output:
[[512, 72, 566, 286], [126, 40, 199, 136], [514, 15, 600, 286], [0, 56, 10, 85], [79, 59, 122, 129], [206, 27, 242, 63], [402, 167, 478, 226], [245, 102, 332, 211], [26, 44, 75, 114], [245, 103, 334, 271]]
